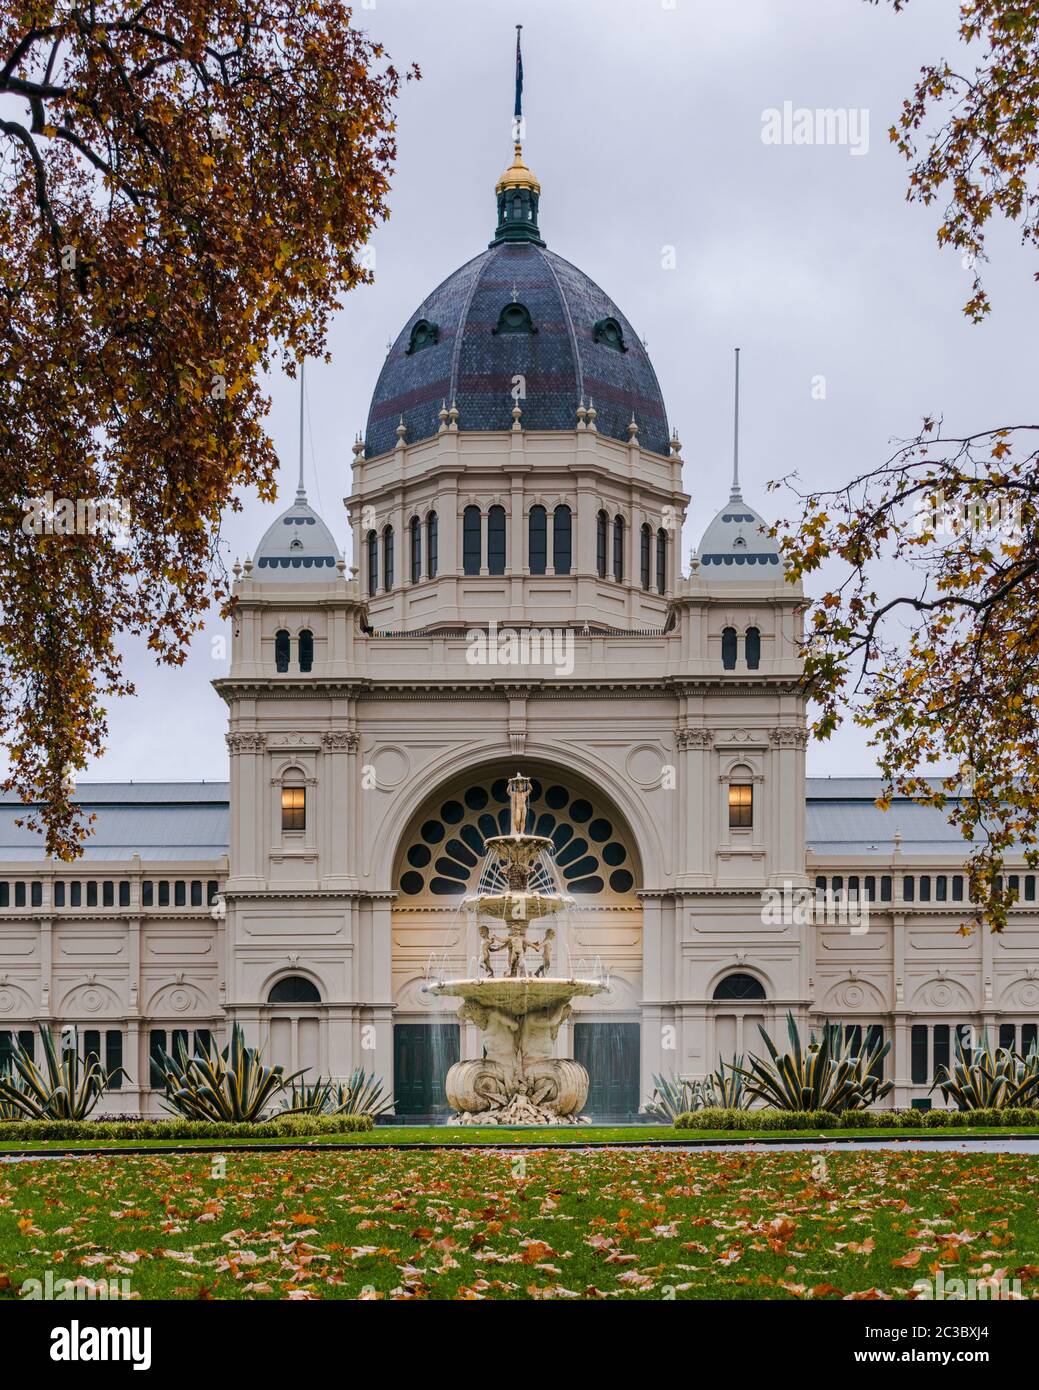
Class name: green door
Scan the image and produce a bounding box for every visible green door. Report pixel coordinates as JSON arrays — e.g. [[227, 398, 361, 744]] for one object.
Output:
[[574, 1022, 641, 1118], [393, 1023, 460, 1118]]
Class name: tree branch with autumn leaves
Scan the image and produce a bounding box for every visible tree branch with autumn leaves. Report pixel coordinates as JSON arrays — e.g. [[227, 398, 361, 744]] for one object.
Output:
[[0, 1, 416, 856]]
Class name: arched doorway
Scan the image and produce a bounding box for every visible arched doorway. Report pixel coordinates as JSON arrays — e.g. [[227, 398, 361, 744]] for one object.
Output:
[[390, 764, 644, 1118]]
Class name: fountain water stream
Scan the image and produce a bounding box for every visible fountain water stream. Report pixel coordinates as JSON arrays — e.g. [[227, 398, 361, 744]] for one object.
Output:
[[423, 773, 607, 1124]]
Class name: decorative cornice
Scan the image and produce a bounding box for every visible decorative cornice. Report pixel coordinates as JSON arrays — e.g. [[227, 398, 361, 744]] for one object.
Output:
[[216, 678, 804, 701]]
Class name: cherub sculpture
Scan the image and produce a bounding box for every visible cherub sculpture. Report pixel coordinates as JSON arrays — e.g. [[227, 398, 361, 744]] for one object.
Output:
[[478, 923, 506, 978], [533, 926, 555, 977]]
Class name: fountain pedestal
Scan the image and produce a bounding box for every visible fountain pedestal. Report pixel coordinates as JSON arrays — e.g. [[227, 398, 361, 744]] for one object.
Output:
[[431, 977, 604, 1125]]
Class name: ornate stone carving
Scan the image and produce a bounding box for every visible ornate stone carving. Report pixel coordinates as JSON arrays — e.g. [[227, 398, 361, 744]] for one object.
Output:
[[444, 1057, 589, 1124], [225, 732, 266, 754], [322, 730, 359, 751], [429, 772, 604, 1126], [676, 727, 712, 749], [770, 726, 809, 748], [267, 733, 321, 750]]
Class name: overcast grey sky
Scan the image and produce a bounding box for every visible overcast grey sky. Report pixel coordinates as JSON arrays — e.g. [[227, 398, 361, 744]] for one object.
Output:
[[75, 0, 1036, 785]]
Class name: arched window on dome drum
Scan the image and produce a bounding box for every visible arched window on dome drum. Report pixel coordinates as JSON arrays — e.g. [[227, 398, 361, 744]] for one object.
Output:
[[410, 516, 421, 584], [656, 528, 667, 595], [298, 629, 314, 673], [553, 505, 572, 575], [366, 530, 378, 597], [596, 511, 608, 579], [426, 512, 439, 579], [274, 629, 290, 674], [488, 505, 507, 575], [722, 626, 738, 670], [268, 975, 321, 1004], [528, 505, 547, 575], [382, 524, 394, 591], [712, 972, 766, 1002], [613, 516, 624, 583], [462, 506, 481, 576], [745, 626, 761, 671], [640, 524, 651, 590]]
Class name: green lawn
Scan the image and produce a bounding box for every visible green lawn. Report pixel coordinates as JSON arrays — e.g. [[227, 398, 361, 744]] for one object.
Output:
[[1, 1123, 1038, 1151], [2, 1148, 1038, 1299]]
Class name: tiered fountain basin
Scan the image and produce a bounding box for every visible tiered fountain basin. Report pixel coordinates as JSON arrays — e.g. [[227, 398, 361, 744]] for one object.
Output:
[[426, 773, 607, 1125], [427, 976, 606, 1125]]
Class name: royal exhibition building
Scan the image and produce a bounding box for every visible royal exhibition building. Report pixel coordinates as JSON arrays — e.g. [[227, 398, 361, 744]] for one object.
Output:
[[2, 130, 1037, 1124]]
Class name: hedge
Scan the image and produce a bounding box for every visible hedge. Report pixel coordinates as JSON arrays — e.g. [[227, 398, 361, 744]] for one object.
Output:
[[0, 1113, 374, 1142], [673, 1106, 1039, 1131]]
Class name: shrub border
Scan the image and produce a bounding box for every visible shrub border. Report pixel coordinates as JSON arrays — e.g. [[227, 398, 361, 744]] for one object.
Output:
[[673, 1106, 1039, 1131], [0, 1113, 374, 1141]]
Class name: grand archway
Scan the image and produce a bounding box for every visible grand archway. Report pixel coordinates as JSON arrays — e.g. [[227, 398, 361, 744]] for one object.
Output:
[[389, 762, 644, 1118]]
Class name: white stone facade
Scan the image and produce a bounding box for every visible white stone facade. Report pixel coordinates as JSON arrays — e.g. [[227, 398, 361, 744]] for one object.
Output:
[[2, 416, 1037, 1115]]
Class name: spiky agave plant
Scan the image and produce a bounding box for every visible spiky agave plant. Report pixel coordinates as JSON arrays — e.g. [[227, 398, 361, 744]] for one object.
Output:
[[646, 1073, 716, 1121], [734, 1013, 893, 1113], [711, 1055, 750, 1110], [329, 1067, 394, 1118], [155, 1023, 307, 1122], [0, 1027, 126, 1120], [932, 1033, 1039, 1110], [279, 1078, 337, 1115]]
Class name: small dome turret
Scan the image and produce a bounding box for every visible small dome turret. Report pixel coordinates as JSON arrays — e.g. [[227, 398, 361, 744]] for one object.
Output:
[[696, 487, 781, 576], [252, 485, 341, 582]]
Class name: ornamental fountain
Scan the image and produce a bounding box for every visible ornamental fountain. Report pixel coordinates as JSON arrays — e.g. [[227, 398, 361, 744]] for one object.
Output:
[[424, 773, 607, 1124]]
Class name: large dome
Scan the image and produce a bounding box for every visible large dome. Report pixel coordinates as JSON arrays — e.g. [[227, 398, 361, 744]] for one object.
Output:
[[365, 152, 670, 459]]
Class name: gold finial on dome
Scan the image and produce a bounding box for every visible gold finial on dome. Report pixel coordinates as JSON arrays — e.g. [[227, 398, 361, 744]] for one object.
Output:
[[496, 140, 541, 197]]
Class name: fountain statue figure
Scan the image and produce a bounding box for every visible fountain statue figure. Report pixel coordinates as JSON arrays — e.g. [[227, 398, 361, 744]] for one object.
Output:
[[425, 773, 607, 1125]]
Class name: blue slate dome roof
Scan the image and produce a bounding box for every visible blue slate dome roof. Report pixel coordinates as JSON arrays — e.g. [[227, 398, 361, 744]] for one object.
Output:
[[365, 233, 670, 460]]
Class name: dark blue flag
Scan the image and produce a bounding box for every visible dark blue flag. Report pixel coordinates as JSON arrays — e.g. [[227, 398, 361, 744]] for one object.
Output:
[[514, 25, 524, 122]]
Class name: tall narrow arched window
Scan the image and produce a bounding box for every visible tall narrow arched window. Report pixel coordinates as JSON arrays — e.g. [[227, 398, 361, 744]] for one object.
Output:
[[382, 524, 394, 591], [656, 528, 667, 595], [613, 515, 624, 583], [722, 626, 738, 670], [410, 516, 421, 584], [640, 524, 651, 590], [274, 629, 290, 674], [596, 510, 608, 579], [528, 505, 547, 575], [366, 530, 378, 597], [426, 512, 438, 579], [462, 506, 481, 575], [488, 505, 507, 575], [553, 505, 572, 575], [298, 629, 314, 673], [745, 626, 761, 670]]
